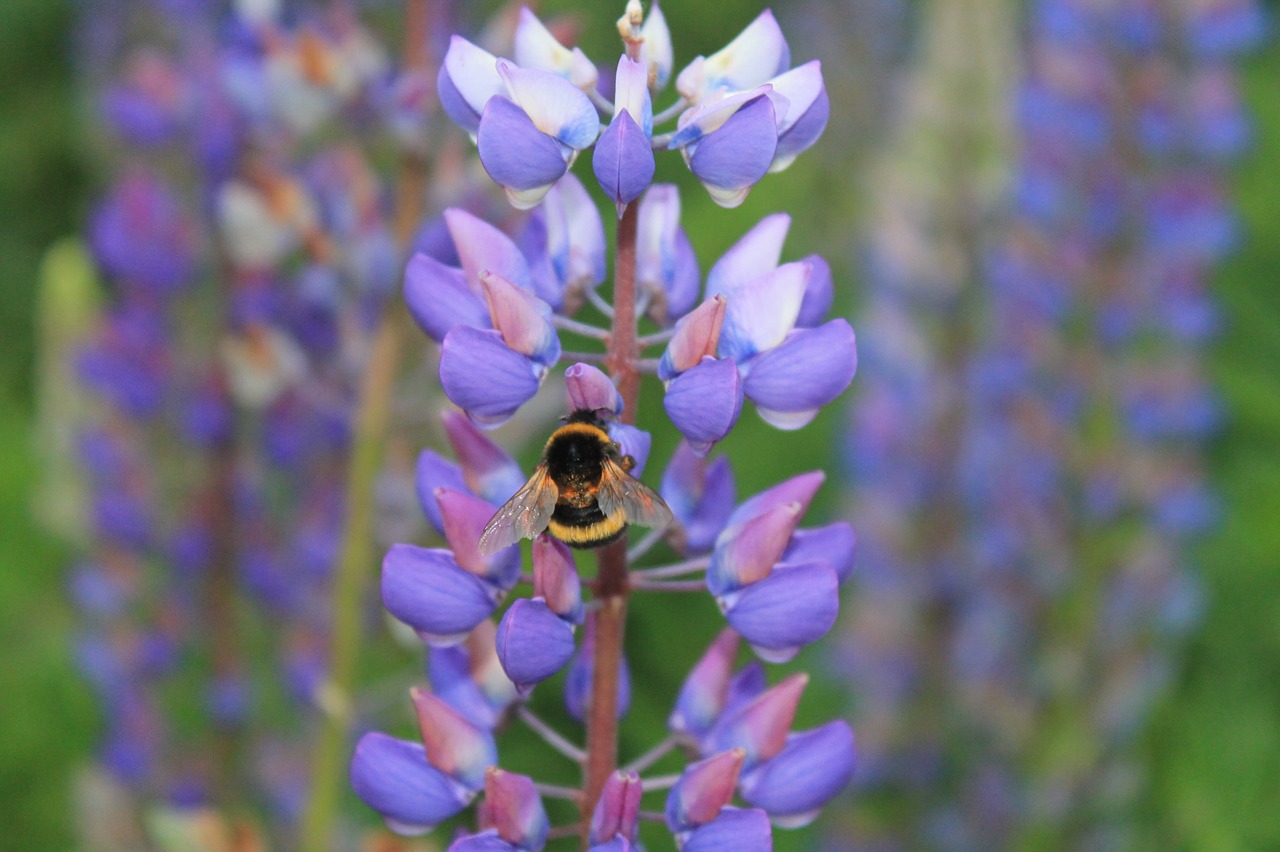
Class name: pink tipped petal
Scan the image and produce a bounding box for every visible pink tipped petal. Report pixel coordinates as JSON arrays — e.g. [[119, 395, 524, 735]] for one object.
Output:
[[411, 687, 498, 790], [795, 254, 833, 326], [683, 807, 773, 852], [590, 771, 643, 845], [728, 471, 826, 528], [593, 110, 656, 210], [688, 96, 780, 208], [666, 749, 746, 832], [477, 97, 570, 207], [663, 357, 744, 455], [439, 326, 545, 428], [660, 295, 727, 379], [443, 410, 526, 505], [437, 488, 516, 585], [784, 523, 856, 583], [723, 562, 840, 661], [514, 7, 598, 89], [670, 629, 741, 741], [496, 598, 576, 690], [565, 363, 623, 415], [480, 272, 560, 365], [706, 673, 808, 768], [706, 214, 792, 300], [738, 721, 855, 824], [533, 535, 583, 623], [441, 36, 505, 125], [443, 208, 533, 293], [717, 262, 809, 362], [350, 732, 474, 835], [498, 62, 600, 150], [707, 502, 803, 595], [415, 450, 466, 533], [382, 545, 500, 643], [677, 10, 790, 101], [743, 319, 858, 427], [608, 424, 652, 478], [403, 252, 490, 342], [479, 768, 550, 849]]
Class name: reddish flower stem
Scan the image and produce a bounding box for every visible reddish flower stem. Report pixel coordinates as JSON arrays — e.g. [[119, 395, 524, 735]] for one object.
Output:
[[582, 199, 641, 844]]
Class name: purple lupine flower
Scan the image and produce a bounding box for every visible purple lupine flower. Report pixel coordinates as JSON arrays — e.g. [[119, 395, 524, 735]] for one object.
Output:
[[428, 620, 518, 731], [589, 770, 643, 847], [350, 732, 477, 835], [593, 56, 655, 213]]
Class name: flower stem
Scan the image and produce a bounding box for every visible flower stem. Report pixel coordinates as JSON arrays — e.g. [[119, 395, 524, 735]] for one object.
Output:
[[298, 2, 429, 847], [582, 195, 641, 846], [518, 705, 586, 763]]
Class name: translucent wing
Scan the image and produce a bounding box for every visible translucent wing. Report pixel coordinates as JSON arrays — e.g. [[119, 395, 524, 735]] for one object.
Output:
[[477, 465, 559, 555], [596, 458, 674, 530]]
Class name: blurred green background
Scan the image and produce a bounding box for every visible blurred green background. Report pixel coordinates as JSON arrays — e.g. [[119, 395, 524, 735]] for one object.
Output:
[[1, 0, 1278, 849]]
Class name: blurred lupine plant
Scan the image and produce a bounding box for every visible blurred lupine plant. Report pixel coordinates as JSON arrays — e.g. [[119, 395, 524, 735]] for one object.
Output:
[[840, 0, 1263, 847], [350, 3, 858, 848], [52, 0, 503, 845]]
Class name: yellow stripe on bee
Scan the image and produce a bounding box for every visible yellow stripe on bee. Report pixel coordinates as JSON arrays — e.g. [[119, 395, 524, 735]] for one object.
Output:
[[544, 421, 611, 450], [547, 513, 627, 547]]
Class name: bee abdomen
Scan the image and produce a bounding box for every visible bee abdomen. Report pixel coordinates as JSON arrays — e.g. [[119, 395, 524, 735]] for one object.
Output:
[[548, 502, 626, 549]]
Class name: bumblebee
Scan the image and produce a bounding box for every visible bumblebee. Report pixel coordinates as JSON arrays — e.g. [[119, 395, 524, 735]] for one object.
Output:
[[477, 409, 673, 554]]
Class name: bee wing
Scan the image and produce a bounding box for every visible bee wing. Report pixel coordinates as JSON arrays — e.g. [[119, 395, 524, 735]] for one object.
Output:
[[477, 466, 559, 555], [596, 458, 674, 530]]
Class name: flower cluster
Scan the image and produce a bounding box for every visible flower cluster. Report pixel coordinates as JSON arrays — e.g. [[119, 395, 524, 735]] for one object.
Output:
[[840, 0, 1261, 845], [351, 2, 858, 847], [440, 1, 828, 210]]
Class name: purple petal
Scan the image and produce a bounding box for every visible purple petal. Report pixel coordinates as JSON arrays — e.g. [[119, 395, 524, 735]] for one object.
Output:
[[566, 614, 630, 722], [593, 110, 656, 210], [661, 444, 737, 555], [589, 840, 632, 852], [608, 424, 652, 478], [415, 450, 466, 533], [497, 61, 599, 149], [687, 96, 778, 208], [795, 254, 833, 327], [540, 173, 606, 297], [670, 630, 741, 742], [663, 357, 744, 454], [784, 523, 856, 583], [444, 208, 533, 293], [532, 536, 583, 623], [382, 545, 500, 643], [769, 60, 829, 171], [496, 598, 577, 689], [722, 562, 840, 662], [738, 721, 855, 824], [565, 362, 623, 415], [443, 411, 526, 505], [477, 97, 569, 207], [440, 326, 544, 428], [429, 644, 502, 730], [706, 214, 791, 301], [743, 319, 858, 429], [683, 807, 773, 852], [449, 832, 516, 851], [350, 732, 474, 835], [412, 687, 499, 790], [440, 36, 504, 129], [404, 252, 490, 342]]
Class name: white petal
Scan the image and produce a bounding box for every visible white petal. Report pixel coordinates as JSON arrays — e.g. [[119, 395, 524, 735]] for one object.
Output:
[[443, 36, 504, 114], [498, 62, 600, 150], [513, 7, 598, 89]]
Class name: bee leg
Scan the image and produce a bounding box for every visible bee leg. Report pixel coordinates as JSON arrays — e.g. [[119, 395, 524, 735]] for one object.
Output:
[[620, 454, 635, 472]]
